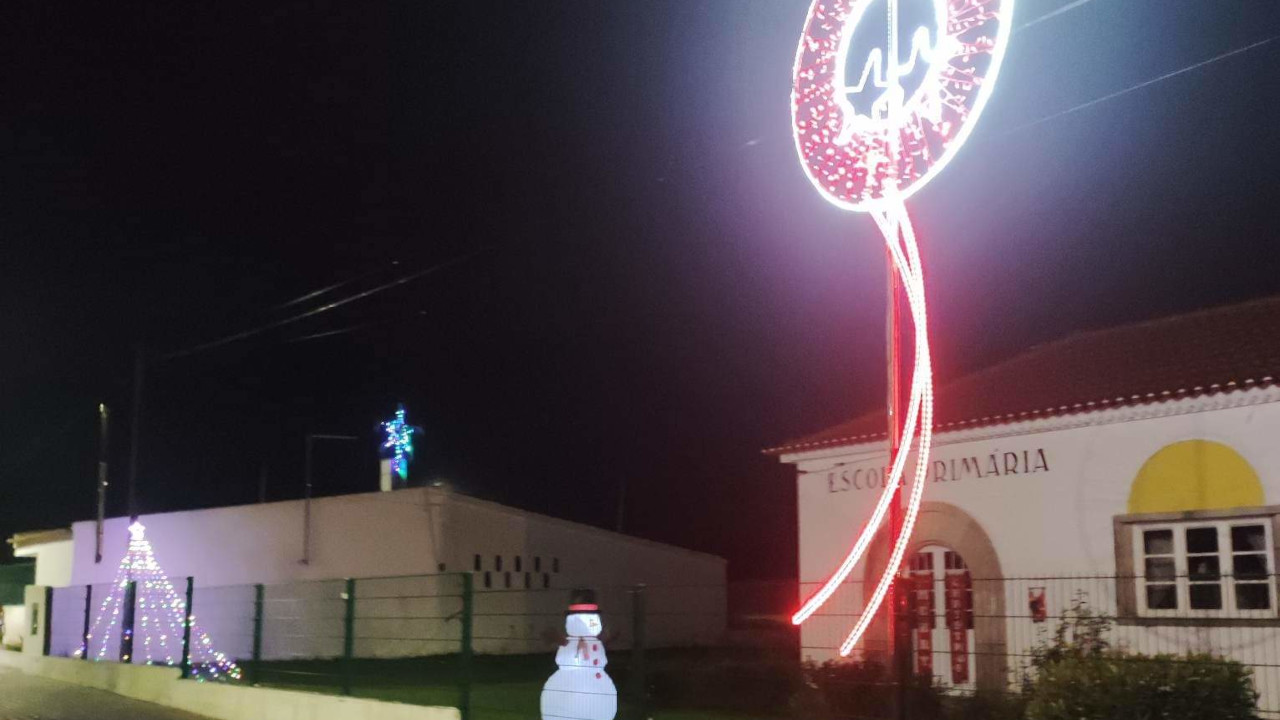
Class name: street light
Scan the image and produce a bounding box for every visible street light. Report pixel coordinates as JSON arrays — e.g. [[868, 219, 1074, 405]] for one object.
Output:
[[301, 433, 359, 565], [787, 0, 1014, 660]]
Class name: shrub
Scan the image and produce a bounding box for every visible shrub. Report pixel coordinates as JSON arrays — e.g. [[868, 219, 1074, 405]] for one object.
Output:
[[645, 651, 803, 715], [803, 659, 945, 720], [1026, 651, 1258, 720], [944, 690, 1028, 720]]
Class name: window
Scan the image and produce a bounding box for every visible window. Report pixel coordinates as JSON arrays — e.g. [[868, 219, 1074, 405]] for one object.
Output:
[[543, 573, 551, 589], [473, 555, 481, 571], [534, 556, 542, 572], [524, 572, 531, 589], [438, 563, 447, 572], [504, 572, 511, 589], [553, 557, 560, 573], [1136, 520, 1274, 617], [495, 555, 503, 571], [515, 556, 522, 572], [484, 571, 492, 589]]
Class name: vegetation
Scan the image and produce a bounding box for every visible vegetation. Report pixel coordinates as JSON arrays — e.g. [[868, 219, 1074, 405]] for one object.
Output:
[[244, 607, 1261, 720]]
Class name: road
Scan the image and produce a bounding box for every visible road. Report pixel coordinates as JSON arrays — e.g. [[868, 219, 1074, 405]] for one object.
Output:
[[0, 667, 212, 720]]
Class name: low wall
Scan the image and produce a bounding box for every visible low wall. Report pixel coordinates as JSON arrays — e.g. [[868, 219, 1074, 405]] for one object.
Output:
[[0, 650, 458, 720]]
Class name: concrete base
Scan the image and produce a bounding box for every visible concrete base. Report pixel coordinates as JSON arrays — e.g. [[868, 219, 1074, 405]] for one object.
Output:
[[0, 650, 459, 720]]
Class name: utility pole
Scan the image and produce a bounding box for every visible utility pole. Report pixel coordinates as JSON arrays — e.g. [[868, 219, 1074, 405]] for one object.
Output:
[[885, 4, 911, 718], [301, 434, 358, 564], [615, 478, 627, 533], [887, 250, 909, 720], [95, 404, 110, 563], [127, 345, 144, 521]]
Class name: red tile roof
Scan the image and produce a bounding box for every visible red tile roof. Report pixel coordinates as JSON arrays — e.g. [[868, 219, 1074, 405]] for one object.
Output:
[[766, 295, 1280, 454]]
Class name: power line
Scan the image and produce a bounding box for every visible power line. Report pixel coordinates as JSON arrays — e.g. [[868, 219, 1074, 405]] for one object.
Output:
[[271, 261, 400, 312], [162, 247, 488, 361], [284, 310, 427, 344], [1003, 34, 1280, 136], [1016, 0, 1100, 33]]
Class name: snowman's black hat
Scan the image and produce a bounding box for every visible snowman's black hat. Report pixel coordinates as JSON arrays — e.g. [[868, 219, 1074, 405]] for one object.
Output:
[[566, 588, 598, 614]]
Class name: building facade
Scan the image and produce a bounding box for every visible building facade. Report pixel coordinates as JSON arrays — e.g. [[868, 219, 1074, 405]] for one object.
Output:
[[772, 296, 1280, 710], [18, 487, 726, 662]]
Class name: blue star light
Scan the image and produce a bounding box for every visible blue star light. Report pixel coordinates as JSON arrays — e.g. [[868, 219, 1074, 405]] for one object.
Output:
[[381, 404, 418, 481]]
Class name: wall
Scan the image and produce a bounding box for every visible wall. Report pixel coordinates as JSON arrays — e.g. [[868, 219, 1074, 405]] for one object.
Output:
[[54, 488, 726, 661], [22, 585, 47, 656], [70, 488, 444, 588], [786, 389, 1280, 702], [2, 604, 26, 649], [440, 493, 727, 653], [15, 540, 74, 587]]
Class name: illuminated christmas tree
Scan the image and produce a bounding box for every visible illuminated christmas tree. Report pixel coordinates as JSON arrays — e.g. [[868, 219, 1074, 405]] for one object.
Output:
[[77, 521, 241, 682]]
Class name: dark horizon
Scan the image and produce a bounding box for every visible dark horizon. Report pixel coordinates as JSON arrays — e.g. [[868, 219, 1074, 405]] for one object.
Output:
[[2, 0, 1278, 580]]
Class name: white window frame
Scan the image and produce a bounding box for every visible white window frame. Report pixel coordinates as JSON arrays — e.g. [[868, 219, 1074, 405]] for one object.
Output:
[[1134, 518, 1276, 619]]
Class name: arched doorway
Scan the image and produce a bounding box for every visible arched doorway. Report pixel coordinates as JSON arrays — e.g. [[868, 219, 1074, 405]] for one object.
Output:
[[905, 545, 976, 690], [865, 501, 1007, 690]]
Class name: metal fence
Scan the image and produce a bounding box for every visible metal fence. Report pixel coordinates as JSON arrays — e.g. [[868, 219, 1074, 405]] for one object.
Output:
[[43, 572, 726, 720], [41, 572, 1279, 719], [797, 573, 1280, 719]]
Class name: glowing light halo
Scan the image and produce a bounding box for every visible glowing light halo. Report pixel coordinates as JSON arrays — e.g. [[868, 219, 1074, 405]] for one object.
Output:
[[791, 0, 1012, 211]]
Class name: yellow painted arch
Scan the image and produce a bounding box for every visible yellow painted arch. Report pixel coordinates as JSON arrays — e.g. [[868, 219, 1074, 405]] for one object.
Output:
[[1128, 440, 1264, 514]]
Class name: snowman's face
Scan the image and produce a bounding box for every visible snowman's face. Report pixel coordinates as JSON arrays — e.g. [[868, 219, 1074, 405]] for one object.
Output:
[[565, 612, 603, 637]]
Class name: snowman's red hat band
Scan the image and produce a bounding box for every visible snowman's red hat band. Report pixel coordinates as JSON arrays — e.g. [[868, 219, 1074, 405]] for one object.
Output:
[[568, 603, 599, 612]]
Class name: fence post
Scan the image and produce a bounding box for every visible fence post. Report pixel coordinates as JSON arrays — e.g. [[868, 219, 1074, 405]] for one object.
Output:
[[119, 580, 137, 663], [628, 584, 647, 720], [81, 584, 93, 660], [341, 578, 356, 696], [459, 572, 474, 720], [41, 586, 53, 657], [180, 577, 194, 679], [250, 584, 264, 685]]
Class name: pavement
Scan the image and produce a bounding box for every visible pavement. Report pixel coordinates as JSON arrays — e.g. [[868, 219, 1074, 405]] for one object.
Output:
[[0, 666, 212, 720]]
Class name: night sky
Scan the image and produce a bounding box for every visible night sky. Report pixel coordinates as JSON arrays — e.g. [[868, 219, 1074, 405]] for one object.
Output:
[[2, 1, 1278, 580]]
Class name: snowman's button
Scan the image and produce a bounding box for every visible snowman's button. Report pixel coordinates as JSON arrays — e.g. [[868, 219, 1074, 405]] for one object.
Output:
[[592, 644, 598, 651], [595, 672, 601, 679], [593, 659, 599, 666]]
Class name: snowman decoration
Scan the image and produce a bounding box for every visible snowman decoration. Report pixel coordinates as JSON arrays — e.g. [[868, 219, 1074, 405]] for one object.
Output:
[[541, 589, 617, 720]]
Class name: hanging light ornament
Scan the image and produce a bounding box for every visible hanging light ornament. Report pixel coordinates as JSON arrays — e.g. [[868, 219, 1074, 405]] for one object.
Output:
[[789, 0, 1012, 656]]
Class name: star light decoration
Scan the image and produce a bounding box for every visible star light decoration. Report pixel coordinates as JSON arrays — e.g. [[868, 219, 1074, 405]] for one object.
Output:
[[788, 0, 1011, 656], [76, 521, 241, 682], [381, 404, 420, 481]]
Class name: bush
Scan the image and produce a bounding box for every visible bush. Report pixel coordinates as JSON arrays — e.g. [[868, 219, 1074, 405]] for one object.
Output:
[[1023, 594, 1258, 720], [801, 659, 945, 720], [645, 651, 803, 715], [1026, 651, 1258, 720], [945, 690, 1028, 720]]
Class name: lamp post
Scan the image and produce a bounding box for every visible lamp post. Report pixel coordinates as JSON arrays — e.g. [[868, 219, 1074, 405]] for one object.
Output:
[[786, 0, 1014, 662], [301, 433, 359, 565]]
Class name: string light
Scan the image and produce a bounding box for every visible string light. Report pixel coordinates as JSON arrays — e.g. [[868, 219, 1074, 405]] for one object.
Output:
[[381, 403, 418, 481], [75, 522, 241, 681], [788, 0, 1012, 655]]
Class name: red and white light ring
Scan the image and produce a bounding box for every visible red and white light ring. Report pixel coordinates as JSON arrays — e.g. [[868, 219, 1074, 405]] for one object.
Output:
[[789, 0, 1010, 656]]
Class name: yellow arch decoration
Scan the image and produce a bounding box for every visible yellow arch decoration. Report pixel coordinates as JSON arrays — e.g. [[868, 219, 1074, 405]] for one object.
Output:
[[1128, 440, 1264, 514]]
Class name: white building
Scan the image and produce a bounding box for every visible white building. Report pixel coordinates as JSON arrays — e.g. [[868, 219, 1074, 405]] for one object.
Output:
[[3, 529, 72, 651], [17, 487, 726, 662], [771, 296, 1280, 711]]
